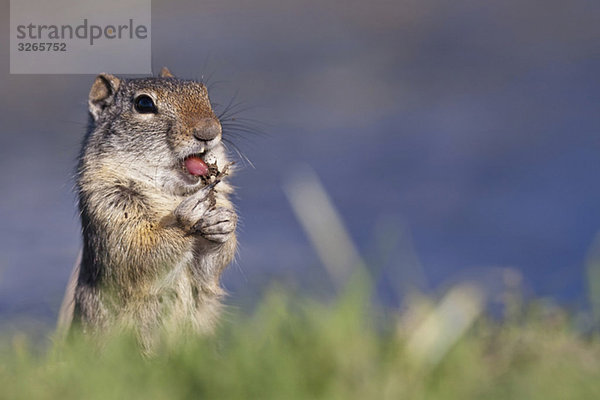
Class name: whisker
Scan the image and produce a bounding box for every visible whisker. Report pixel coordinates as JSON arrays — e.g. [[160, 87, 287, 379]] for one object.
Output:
[[216, 91, 241, 120], [218, 104, 258, 121], [221, 121, 267, 133], [220, 115, 265, 124], [222, 139, 255, 169]]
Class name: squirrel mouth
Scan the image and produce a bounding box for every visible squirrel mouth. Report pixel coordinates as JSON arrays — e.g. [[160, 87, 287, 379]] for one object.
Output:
[[183, 153, 210, 177]]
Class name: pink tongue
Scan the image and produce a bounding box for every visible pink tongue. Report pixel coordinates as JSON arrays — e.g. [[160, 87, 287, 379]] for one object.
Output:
[[184, 156, 209, 176]]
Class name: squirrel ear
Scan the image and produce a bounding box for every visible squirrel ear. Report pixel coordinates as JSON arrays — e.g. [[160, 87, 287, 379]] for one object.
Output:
[[159, 67, 174, 78], [89, 73, 120, 121]]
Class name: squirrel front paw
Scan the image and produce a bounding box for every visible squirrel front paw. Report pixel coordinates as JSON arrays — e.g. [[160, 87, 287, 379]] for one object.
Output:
[[193, 207, 237, 243], [174, 183, 236, 243], [174, 183, 216, 232]]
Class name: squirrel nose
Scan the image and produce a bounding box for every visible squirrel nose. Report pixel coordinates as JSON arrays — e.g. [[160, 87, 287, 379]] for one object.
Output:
[[192, 118, 221, 141]]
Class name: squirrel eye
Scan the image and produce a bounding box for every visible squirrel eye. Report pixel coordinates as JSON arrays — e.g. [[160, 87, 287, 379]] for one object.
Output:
[[134, 95, 157, 114]]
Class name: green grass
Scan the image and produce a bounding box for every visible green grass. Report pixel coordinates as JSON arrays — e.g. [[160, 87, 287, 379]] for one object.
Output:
[[1, 282, 599, 400]]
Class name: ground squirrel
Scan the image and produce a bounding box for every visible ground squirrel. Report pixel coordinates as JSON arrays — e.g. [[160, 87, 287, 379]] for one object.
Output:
[[58, 67, 238, 348]]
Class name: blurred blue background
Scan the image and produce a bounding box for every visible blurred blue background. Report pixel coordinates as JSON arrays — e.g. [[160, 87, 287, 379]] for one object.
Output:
[[0, 0, 599, 332]]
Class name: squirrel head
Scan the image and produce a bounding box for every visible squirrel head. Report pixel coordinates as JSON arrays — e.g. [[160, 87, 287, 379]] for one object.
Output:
[[85, 67, 228, 195]]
